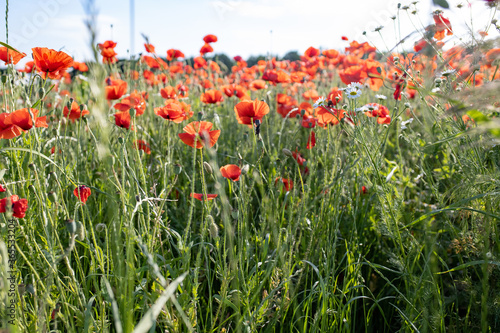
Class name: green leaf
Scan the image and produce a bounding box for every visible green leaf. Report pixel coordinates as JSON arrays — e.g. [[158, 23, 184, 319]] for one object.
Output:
[[433, 0, 450, 9], [0, 41, 22, 54]]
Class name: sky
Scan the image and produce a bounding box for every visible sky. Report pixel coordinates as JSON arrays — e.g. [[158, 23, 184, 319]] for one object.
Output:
[[0, 0, 498, 66]]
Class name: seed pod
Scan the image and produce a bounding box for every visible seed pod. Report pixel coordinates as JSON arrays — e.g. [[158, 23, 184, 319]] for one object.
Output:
[[203, 161, 213, 175], [129, 107, 136, 118], [47, 191, 58, 203], [65, 219, 77, 234], [76, 222, 85, 239], [282, 149, 293, 157]]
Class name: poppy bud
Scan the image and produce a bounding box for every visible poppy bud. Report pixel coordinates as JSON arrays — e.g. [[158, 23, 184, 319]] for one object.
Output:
[[38, 87, 45, 98], [76, 221, 85, 239], [28, 184, 36, 192], [135, 195, 141, 202], [1, 75, 6, 84], [203, 161, 213, 175], [231, 209, 239, 220], [48, 191, 58, 203], [96, 223, 106, 233], [80, 104, 86, 111], [28, 163, 36, 171], [197, 112, 203, 120], [282, 148, 293, 157], [66, 219, 77, 234], [118, 137, 124, 144], [129, 107, 136, 117], [404, 102, 411, 108], [174, 164, 183, 175]]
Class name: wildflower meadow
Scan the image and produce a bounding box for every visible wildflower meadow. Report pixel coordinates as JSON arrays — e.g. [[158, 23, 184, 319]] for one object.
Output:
[[0, 0, 499, 332]]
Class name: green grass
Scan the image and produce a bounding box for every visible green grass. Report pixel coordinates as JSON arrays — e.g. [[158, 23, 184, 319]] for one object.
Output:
[[1, 11, 500, 333]]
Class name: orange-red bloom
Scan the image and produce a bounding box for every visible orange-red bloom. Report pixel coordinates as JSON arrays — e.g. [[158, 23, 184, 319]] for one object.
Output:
[[178, 121, 220, 149], [306, 131, 316, 149], [433, 13, 453, 40], [144, 43, 156, 53], [190, 193, 218, 201], [0, 108, 48, 139], [0, 195, 28, 218], [160, 86, 178, 99], [105, 78, 127, 100], [113, 90, 146, 116], [200, 43, 213, 55], [154, 100, 188, 123], [201, 90, 224, 104], [32, 47, 73, 79], [234, 100, 270, 126], [72, 61, 88, 72], [114, 111, 132, 130], [64, 101, 89, 122], [220, 164, 242, 181], [167, 49, 185, 61], [203, 34, 218, 43], [0, 46, 26, 65], [74, 185, 91, 204]]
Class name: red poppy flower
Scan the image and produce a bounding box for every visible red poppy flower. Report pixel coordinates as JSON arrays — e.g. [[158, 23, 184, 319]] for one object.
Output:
[[72, 61, 88, 72], [200, 43, 214, 55], [63, 101, 89, 122], [167, 49, 185, 61], [203, 34, 218, 43], [306, 131, 316, 149], [339, 65, 367, 85], [0, 108, 48, 139], [234, 100, 270, 126], [0, 185, 5, 192], [194, 56, 207, 69], [220, 164, 242, 181], [144, 43, 155, 53], [364, 103, 391, 124], [0, 46, 26, 65], [105, 78, 127, 100], [190, 193, 218, 201], [74, 185, 91, 204], [249, 79, 267, 90], [32, 47, 73, 79], [154, 100, 186, 123], [134, 140, 151, 154], [113, 90, 146, 116], [114, 111, 132, 130], [275, 177, 293, 192], [100, 48, 118, 64], [160, 86, 178, 99], [201, 90, 224, 104], [0, 195, 28, 218], [433, 13, 453, 40], [304, 46, 320, 58], [178, 121, 220, 149]]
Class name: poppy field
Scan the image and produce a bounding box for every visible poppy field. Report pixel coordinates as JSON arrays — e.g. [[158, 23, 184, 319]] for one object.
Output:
[[0, 1, 500, 332]]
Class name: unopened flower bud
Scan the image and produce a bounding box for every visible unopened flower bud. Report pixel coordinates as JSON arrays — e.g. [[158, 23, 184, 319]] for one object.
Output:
[[174, 164, 182, 175], [28, 163, 36, 171], [203, 161, 213, 175], [129, 107, 136, 117], [48, 191, 58, 203], [66, 219, 77, 234], [76, 221, 85, 239], [282, 148, 293, 157]]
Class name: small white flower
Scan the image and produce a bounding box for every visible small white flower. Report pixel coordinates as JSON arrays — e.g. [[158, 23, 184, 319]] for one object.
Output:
[[345, 82, 362, 99], [356, 105, 369, 112], [401, 118, 413, 130], [375, 94, 387, 100], [440, 69, 456, 77], [313, 97, 326, 108]]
